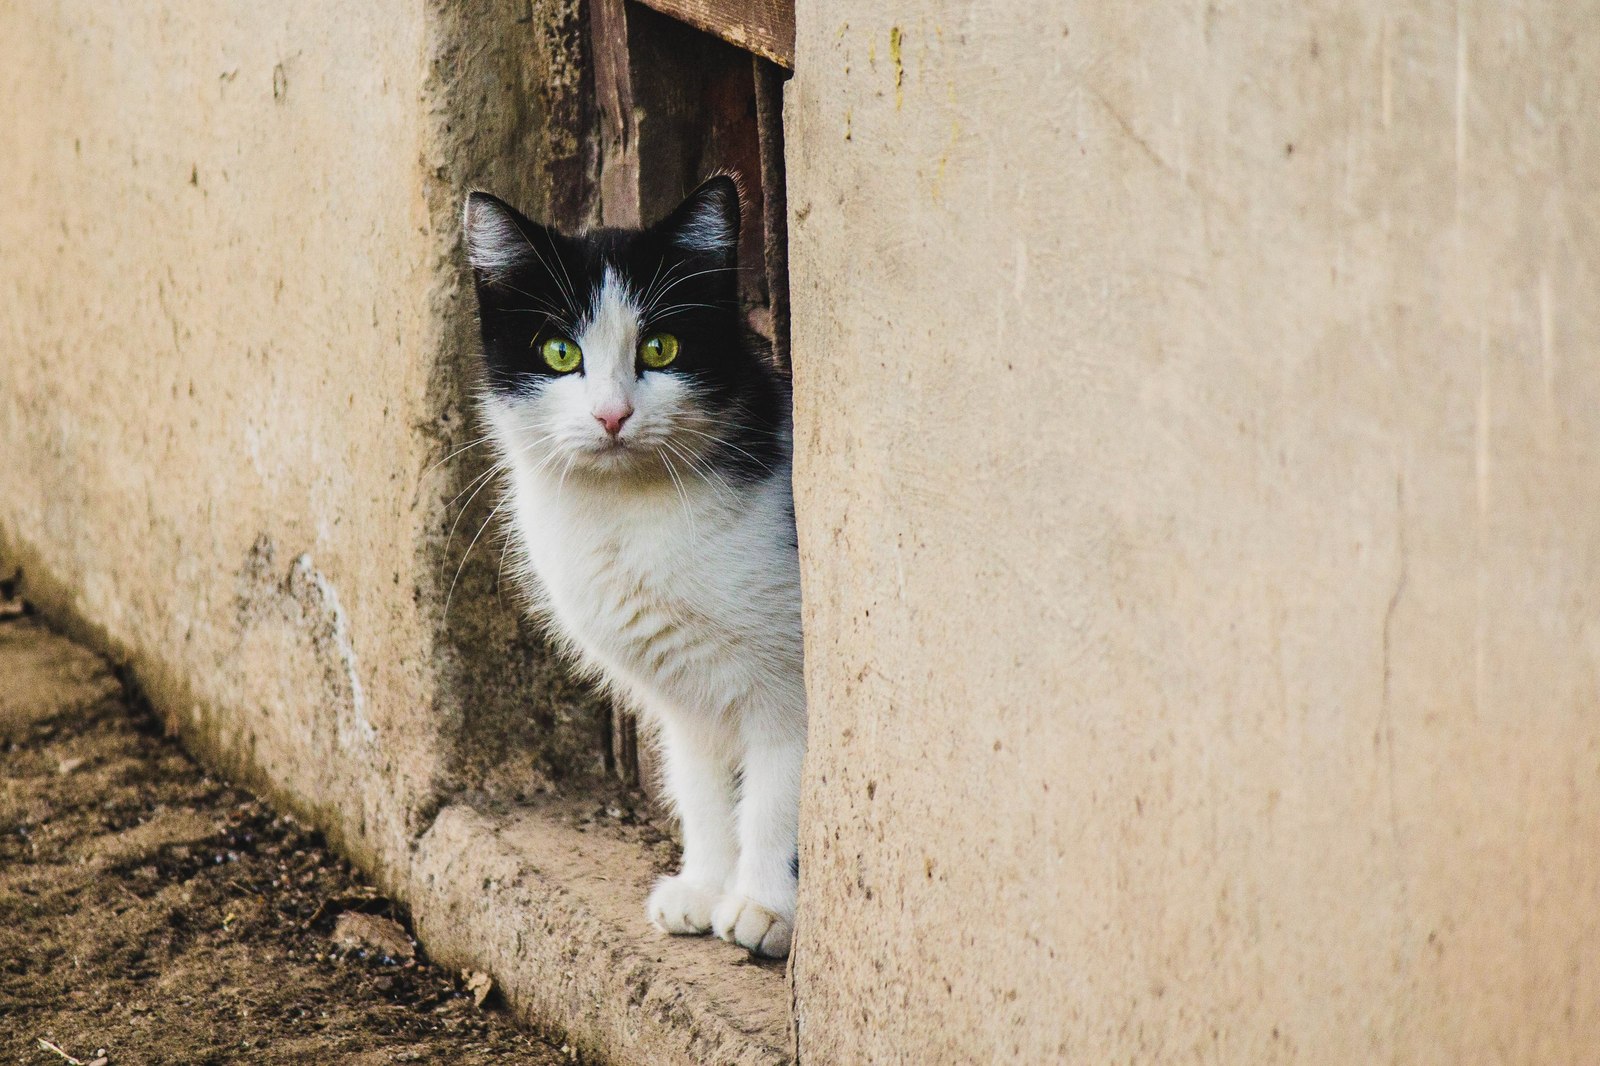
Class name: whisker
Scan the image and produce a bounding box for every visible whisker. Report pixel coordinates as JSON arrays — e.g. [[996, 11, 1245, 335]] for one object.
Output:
[[446, 460, 507, 511], [662, 439, 738, 510], [501, 212, 583, 322], [501, 303, 565, 318], [542, 226, 582, 321], [637, 256, 671, 316], [673, 425, 776, 473], [439, 428, 567, 597], [640, 257, 745, 308], [423, 435, 494, 478], [444, 497, 507, 621], [647, 302, 725, 319], [442, 462, 508, 560], [555, 452, 578, 501], [490, 283, 573, 329], [495, 524, 518, 600], [440, 429, 558, 558], [525, 237, 579, 319], [638, 255, 695, 311], [657, 448, 697, 545], [646, 264, 750, 314]]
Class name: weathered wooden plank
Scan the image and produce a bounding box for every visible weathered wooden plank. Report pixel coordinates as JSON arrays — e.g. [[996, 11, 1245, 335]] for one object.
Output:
[[754, 57, 790, 372], [628, 4, 768, 313], [591, 0, 641, 227], [632, 0, 795, 69]]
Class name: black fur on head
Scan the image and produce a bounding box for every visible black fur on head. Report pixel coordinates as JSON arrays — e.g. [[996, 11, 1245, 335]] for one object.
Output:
[[462, 176, 787, 482]]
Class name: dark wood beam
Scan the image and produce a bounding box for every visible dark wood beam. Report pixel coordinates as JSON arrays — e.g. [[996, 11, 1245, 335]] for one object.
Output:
[[632, 0, 794, 69], [590, 0, 641, 227]]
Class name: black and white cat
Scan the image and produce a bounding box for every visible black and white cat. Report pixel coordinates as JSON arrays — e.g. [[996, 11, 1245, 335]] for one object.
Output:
[[462, 177, 804, 958]]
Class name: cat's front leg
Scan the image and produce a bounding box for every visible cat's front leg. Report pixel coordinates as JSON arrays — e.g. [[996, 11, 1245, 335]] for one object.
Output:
[[647, 713, 738, 936], [713, 720, 803, 958]]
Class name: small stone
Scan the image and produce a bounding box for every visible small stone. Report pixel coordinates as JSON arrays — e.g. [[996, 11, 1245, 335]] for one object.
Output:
[[330, 911, 415, 963], [462, 969, 493, 1008]]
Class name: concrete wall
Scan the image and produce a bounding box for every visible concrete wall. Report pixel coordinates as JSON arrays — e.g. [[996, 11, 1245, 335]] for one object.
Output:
[[788, 1, 1600, 1062], [0, 0, 597, 877], [8, 0, 1599, 1061]]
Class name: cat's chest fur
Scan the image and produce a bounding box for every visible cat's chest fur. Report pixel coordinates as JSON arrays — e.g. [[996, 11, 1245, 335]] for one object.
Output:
[[506, 464, 802, 720]]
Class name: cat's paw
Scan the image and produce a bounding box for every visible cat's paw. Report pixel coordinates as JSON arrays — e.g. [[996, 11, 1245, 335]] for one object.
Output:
[[711, 894, 792, 958], [647, 875, 719, 936]]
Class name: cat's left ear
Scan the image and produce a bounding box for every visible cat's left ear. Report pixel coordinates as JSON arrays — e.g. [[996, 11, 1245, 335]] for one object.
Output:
[[462, 191, 547, 275], [656, 175, 742, 261]]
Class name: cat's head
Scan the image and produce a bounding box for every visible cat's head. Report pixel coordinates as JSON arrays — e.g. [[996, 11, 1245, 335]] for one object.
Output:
[[462, 176, 784, 484]]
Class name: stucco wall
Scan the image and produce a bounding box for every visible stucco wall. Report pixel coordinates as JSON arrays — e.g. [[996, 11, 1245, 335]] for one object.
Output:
[[0, 0, 596, 875], [10, 0, 1599, 1060], [788, 2, 1600, 1062]]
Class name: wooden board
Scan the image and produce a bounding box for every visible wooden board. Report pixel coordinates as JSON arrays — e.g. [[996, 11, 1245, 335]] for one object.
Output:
[[755, 57, 790, 371], [632, 0, 795, 69], [591, 0, 641, 227]]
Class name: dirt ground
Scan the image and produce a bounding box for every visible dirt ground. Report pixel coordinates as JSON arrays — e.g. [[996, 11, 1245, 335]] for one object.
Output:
[[0, 610, 570, 1066]]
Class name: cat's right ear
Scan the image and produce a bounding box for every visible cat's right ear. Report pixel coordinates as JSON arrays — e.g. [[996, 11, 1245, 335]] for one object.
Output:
[[655, 175, 742, 262], [462, 191, 542, 276]]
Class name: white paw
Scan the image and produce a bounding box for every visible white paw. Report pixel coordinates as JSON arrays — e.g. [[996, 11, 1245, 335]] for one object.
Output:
[[647, 875, 719, 936], [711, 894, 793, 958]]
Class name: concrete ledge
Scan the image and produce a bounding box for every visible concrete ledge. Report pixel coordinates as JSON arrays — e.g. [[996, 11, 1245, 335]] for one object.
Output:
[[411, 803, 791, 1066]]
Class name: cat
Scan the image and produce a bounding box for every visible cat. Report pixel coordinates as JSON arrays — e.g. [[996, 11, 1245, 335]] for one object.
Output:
[[461, 176, 805, 959]]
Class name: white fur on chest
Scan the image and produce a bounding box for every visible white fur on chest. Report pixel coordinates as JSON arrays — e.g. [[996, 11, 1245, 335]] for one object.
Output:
[[506, 461, 804, 728]]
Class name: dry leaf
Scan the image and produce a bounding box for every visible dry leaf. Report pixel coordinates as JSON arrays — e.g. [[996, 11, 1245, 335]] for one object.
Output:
[[35, 1039, 85, 1065]]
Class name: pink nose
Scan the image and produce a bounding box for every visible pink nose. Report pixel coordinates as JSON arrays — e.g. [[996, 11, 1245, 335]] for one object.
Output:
[[595, 405, 633, 437]]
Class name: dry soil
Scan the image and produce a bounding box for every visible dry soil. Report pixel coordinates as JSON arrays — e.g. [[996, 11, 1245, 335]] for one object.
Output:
[[0, 609, 571, 1065]]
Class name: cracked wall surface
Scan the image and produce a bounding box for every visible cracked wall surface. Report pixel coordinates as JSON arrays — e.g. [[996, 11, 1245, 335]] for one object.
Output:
[[0, 0, 599, 883], [787, 1, 1600, 1062]]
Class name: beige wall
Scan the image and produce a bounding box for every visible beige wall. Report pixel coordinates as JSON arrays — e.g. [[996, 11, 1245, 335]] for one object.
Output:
[[0, 0, 596, 872], [788, 1, 1600, 1062], [8, 0, 1599, 1060]]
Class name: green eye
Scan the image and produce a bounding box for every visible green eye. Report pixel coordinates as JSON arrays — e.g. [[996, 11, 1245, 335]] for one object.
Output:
[[638, 332, 680, 369], [539, 335, 582, 373]]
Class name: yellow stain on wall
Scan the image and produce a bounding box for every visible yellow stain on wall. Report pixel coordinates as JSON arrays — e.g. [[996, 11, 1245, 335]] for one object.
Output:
[[889, 26, 905, 110]]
